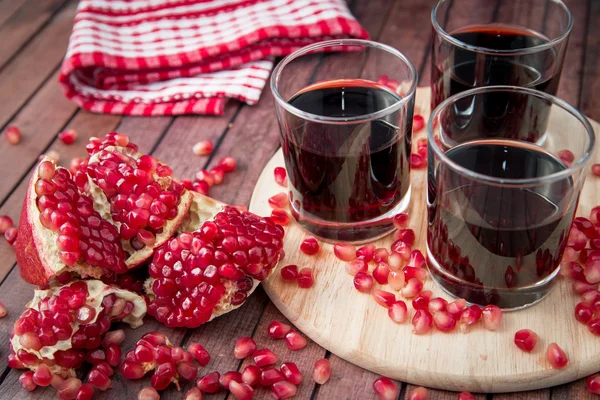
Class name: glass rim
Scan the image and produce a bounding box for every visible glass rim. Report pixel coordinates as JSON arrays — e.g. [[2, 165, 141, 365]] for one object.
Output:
[[427, 85, 596, 186], [431, 0, 573, 56], [270, 39, 418, 124]]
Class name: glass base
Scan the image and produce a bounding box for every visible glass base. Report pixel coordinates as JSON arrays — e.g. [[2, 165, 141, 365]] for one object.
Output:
[[426, 244, 559, 311], [290, 186, 412, 244]]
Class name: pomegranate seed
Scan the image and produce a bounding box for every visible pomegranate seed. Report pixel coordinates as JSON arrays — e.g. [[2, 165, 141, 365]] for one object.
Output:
[[410, 153, 426, 169], [587, 317, 600, 335], [514, 329, 538, 352], [346, 258, 368, 276], [219, 371, 242, 389], [334, 242, 357, 261], [481, 305, 502, 331], [388, 270, 406, 290], [268, 192, 288, 209], [268, 320, 291, 339], [374, 248, 390, 263], [58, 378, 83, 399], [197, 372, 220, 393], [93, 362, 114, 377], [5, 126, 21, 145], [285, 329, 307, 350], [192, 140, 213, 155], [561, 261, 586, 281], [458, 305, 482, 332], [271, 380, 297, 399], [391, 240, 411, 260], [558, 149, 575, 164], [229, 380, 254, 400], [281, 362, 303, 385], [300, 237, 319, 255], [88, 369, 111, 390], [313, 358, 330, 384], [195, 169, 214, 186], [102, 330, 125, 349], [373, 262, 391, 284], [274, 167, 287, 186], [587, 374, 600, 394], [210, 167, 225, 184], [271, 209, 290, 225], [412, 310, 433, 334], [218, 156, 236, 172], [573, 281, 597, 294], [280, 265, 299, 281], [546, 342, 568, 369], [33, 363, 53, 386], [76, 384, 95, 400], [373, 377, 399, 400], [0, 302, 6, 318], [412, 292, 431, 310], [19, 371, 36, 391], [388, 301, 408, 323], [582, 289, 600, 304], [373, 290, 396, 307], [408, 386, 429, 400], [253, 348, 278, 367], [575, 302, 594, 323], [401, 278, 423, 298], [408, 250, 426, 268], [138, 387, 160, 400], [356, 244, 376, 261], [0, 215, 14, 234], [45, 149, 60, 163], [184, 387, 203, 400], [58, 129, 77, 145], [413, 114, 425, 132], [403, 266, 427, 281], [395, 229, 416, 245], [260, 367, 285, 386], [234, 336, 257, 359], [20, 331, 42, 350], [427, 297, 447, 314], [193, 180, 209, 194], [86, 348, 106, 365], [298, 268, 314, 288], [4, 227, 17, 245], [433, 311, 456, 332], [568, 228, 587, 250], [458, 392, 476, 400], [105, 344, 121, 366], [585, 259, 600, 283], [354, 272, 374, 293], [593, 164, 600, 177], [188, 342, 210, 365], [447, 299, 467, 318], [242, 365, 261, 386], [393, 213, 410, 229]]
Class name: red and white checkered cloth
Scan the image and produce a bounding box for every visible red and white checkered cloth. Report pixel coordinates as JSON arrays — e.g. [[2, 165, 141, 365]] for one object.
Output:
[[58, 0, 369, 116]]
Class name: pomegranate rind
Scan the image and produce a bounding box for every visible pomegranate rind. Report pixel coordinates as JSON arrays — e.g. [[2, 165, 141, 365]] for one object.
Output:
[[11, 280, 146, 366], [178, 191, 224, 233], [15, 158, 114, 285], [85, 146, 194, 268]]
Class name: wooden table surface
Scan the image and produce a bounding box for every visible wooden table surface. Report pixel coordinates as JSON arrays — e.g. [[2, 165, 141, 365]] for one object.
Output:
[[0, 0, 598, 399]]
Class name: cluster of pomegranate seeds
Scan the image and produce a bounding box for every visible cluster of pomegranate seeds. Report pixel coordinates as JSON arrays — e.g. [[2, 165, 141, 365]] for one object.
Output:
[[58, 129, 78, 145], [300, 237, 319, 255], [372, 376, 398, 399], [191, 156, 237, 196], [5, 125, 21, 145], [35, 161, 128, 272], [279, 264, 314, 289], [192, 139, 213, 155], [85, 132, 138, 157], [146, 206, 284, 328], [274, 167, 287, 187]]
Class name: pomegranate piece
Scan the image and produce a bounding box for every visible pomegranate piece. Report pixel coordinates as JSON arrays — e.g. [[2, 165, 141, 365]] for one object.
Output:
[[457, 392, 476, 400], [0, 215, 14, 234], [197, 371, 220, 393], [19, 371, 36, 391], [413, 114, 425, 132], [280, 264, 299, 281], [373, 290, 396, 307], [388, 301, 408, 324], [354, 272, 374, 293], [274, 167, 288, 187], [285, 329, 307, 351], [242, 364, 261, 386], [433, 311, 456, 332], [234, 336, 257, 359], [193, 140, 213, 155], [59, 129, 78, 145], [401, 278, 423, 298], [356, 244, 376, 261], [230, 380, 254, 400], [260, 367, 285, 386], [268, 193, 288, 209], [138, 387, 160, 400], [546, 342, 568, 369], [334, 242, 357, 261], [145, 206, 284, 328], [412, 310, 433, 334], [184, 387, 203, 400], [373, 376, 399, 400], [481, 305, 502, 331], [300, 236, 319, 255], [271, 380, 297, 399], [458, 305, 482, 332], [313, 358, 331, 384], [514, 329, 538, 352], [587, 374, 600, 394], [188, 342, 211, 365], [270, 208, 290, 225], [373, 262, 391, 284], [408, 386, 429, 400], [388, 270, 406, 290], [5, 125, 21, 145], [268, 320, 291, 339], [346, 258, 368, 276], [281, 362, 303, 385], [298, 268, 315, 288], [253, 348, 278, 367], [75, 384, 95, 400]]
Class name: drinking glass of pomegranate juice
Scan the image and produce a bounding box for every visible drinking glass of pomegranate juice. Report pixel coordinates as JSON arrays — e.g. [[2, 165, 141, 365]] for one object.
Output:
[[431, 0, 572, 141], [427, 86, 595, 310], [271, 40, 417, 243]]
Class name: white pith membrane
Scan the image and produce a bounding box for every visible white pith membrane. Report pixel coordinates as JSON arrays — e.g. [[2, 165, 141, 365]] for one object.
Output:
[[85, 145, 194, 268], [11, 280, 146, 377]]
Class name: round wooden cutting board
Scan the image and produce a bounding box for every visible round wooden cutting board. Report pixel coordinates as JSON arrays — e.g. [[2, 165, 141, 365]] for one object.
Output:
[[248, 87, 600, 393]]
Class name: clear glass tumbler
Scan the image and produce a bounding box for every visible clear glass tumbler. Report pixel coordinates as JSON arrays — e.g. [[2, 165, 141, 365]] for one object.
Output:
[[427, 86, 595, 310], [271, 39, 417, 243]]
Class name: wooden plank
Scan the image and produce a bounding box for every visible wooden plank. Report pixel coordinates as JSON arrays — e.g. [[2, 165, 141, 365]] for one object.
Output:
[[0, 0, 70, 69], [404, 384, 487, 399], [0, 1, 76, 130], [0, 0, 29, 29], [579, 0, 600, 121], [493, 390, 552, 400], [552, 378, 596, 399]]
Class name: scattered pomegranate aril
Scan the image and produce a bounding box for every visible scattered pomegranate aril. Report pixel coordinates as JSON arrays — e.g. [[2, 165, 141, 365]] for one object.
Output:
[[481, 305, 502, 331], [573, 281, 597, 294], [86, 348, 106, 365], [373, 248, 390, 264], [280, 265, 299, 281], [138, 386, 160, 400], [197, 371, 220, 393], [575, 302, 594, 324], [19, 371, 36, 391], [242, 364, 261, 386], [592, 164, 600, 176], [281, 362, 303, 385], [373, 290, 396, 307], [285, 330, 307, 351], [388, 270, 406, 290], [234, 336, 257, 359], [546, 342, 568, 369], [268, 193, 288, 209], [229, 380, 254, 400], [183, 387, 203, 400], [457, 392, 476, 400], [392, 213, 410, 230], [58, 378, 83, 399], [253, 348, 278, 367], [373, 376, 399, 400], [5, 125, 21, 145], [193, 140, 213, 155], [586, 374, 600, 394], [408, 386, 429, 400], [401, 278, 423, 298], [313, 358, 331, 384], [388, 301, 408, 324], [412, 292, 431, 310], [196, 169, 214, 186], [193, 180, 209, 194], [219, 370, 242, 389], [334, 242, 357, 261], [260, 367, 285, 386], [413, 115, 425, 132], [412, 310, 433, 334], [59, 129, 78, 145], [428, 297, 447, 313], [4, 227, 17, 245], [0, 215, 14, 234], [346, 258, 368, 276], [458, 305, 482, 332], [188, 342, 210, 366], [410, 153, 426, 169], [373, 262, 391, 284], [32, 363, 53, 386], [354, 272, 374, 293], [102, 330, 125, 348], [271, 209, 290, 225], [268, 320, 291, 339], [271, 380, 297, 399], [87, 369, 112, 390], [298, 268, 314, 288], [356, 244, 376, 261], [300, 237, 319, 255], [217, 156, 236, 172], [514, 329, 538, 352], [408, 249, 426, 269], [391, 240, 411, 260], [75, 384, 95, 400], [587, 317, 600, 335], [447, 299, 467, 318], [433, 311, 456, 332], [274, 167, 287, 187], [558, 149, 575, 164], [395, 229, 416, 245], [403, 266, 427, 281]]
